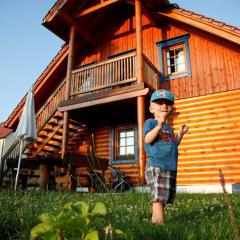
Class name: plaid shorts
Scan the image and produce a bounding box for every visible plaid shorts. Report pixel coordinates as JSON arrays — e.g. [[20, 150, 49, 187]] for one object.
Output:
[[145, 165, 177, 204]]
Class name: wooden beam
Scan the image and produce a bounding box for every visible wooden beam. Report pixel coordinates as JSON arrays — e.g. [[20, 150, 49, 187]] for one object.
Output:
[[135, 0, 143, 84], [65, 26, 75, 101], [60, 83, 144, 107], [58, 10, 96, 46], [125, 0, 157, 26], [58, 88, 149, 112], [62, 26, 76, 159], [137, 96, 146, 186], [159, 9, 240, 45], [76, 0, 121, 18], [135, 0, 146, 186]]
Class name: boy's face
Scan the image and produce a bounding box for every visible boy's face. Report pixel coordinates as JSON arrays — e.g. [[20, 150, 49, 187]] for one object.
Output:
[[149, 100, 173, 118]]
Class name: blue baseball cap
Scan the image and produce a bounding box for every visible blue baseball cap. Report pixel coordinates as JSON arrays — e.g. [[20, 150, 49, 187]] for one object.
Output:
[[150, 89, 174, 105]]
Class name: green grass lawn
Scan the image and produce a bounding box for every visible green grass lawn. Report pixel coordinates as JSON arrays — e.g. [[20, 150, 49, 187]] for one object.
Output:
[[0, 189, 239, 239]]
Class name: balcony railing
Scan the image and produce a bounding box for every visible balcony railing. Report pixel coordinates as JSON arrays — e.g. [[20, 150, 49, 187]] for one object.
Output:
[[70, 53, 160, 96], [143, 54, 160, 90], [70, 52, 137, 96]]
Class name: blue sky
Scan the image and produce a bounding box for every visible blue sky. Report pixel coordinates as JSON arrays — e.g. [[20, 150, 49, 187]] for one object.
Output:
[[0, 0, 239, 123]]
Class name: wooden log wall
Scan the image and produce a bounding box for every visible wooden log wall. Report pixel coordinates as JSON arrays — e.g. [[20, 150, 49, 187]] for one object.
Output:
[[174, 89, 240, 185], [93, 126, 139, 186], [94, 127, 111, 159]]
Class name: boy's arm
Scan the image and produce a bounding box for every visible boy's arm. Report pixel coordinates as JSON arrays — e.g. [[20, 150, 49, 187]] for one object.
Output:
[[145, 121, 164, 144], [144, 118, 164, 144], [176, 124, 189, 145], [145, 112, 167, 144]]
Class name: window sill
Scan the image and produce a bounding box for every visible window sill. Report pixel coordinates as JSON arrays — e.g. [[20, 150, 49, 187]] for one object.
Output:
[[161, 72, 190, 82], [111, 159, 137, 164]]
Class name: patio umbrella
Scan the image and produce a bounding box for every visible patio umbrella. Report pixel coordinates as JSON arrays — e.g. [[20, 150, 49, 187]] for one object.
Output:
[[14, 87, 37, 190]]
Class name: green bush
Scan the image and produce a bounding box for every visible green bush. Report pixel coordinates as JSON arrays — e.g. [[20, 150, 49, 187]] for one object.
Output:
[[30, 201, 127, 240]]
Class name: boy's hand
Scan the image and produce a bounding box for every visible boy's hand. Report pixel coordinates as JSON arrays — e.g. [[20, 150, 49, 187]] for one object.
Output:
[[179, 125, 189, 135], [156, 112, 168, 126]]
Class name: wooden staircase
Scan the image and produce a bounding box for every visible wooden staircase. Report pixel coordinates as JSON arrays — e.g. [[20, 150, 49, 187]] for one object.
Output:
[[0, 78, 89, 188], [26, 112, 87, 158]]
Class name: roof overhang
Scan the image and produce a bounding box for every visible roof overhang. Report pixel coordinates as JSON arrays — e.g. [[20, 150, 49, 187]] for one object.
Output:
[[157, 8, 240, 45], [42, 0, 170, 42], [0, 126, 13, 139]]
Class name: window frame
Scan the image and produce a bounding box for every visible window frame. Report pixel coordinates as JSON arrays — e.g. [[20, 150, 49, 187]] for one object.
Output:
[[156, 34, 191, 82], [110, 125, 138, 164]]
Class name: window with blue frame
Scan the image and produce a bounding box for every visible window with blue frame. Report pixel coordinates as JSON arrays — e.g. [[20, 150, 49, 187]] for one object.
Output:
[[157, 34, 191, 81], [111, 125, 137, 164]]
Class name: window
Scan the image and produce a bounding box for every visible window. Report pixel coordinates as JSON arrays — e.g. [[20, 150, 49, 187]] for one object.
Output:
[[157, 34, 191, 81], [111, 125, 137, 164]]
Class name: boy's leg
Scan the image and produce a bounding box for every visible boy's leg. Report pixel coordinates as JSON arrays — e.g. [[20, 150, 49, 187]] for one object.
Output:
[[152, 201, 165, 224]]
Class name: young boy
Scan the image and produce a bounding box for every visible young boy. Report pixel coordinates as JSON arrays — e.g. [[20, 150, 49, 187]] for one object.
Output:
[[144, 89, 189, 224]]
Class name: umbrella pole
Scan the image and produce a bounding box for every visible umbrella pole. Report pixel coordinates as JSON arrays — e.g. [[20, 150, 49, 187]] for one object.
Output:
[[14, 140, 23, 191]]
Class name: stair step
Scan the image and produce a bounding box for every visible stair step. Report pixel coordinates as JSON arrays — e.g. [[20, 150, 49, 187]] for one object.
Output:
[[36, 138, 43, 143], [38, 131, 48, 138], [48, 119, 59, 126], [46, 142, 61, 148], [55, 131, 63, 136], [58, 128, 77, 135], [52, 136, 62, 142], [43, 125, 53, 132], [48, 140, 61, 145]]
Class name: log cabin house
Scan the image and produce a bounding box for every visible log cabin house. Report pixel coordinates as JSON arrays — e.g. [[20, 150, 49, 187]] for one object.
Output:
[[0, 0, 240, 192]]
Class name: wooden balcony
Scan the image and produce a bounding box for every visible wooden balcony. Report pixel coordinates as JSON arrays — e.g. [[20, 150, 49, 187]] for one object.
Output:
[[70, 53, 160, 97]]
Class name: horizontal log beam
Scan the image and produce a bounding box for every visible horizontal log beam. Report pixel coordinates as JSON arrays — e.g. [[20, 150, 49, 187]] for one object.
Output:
[[58, 88, 149, 111], [58, 10, 96, 46], [177, 177, 240, 185]]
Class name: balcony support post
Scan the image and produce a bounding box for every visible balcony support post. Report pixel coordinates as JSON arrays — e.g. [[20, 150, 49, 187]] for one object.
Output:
[[62, 25, 76, 159], [39, 163, 49, 191], [135, 0, 146, 186]]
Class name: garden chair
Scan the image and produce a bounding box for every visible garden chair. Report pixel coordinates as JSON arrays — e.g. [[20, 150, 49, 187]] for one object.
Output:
[[109, 164, 130, 192]]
